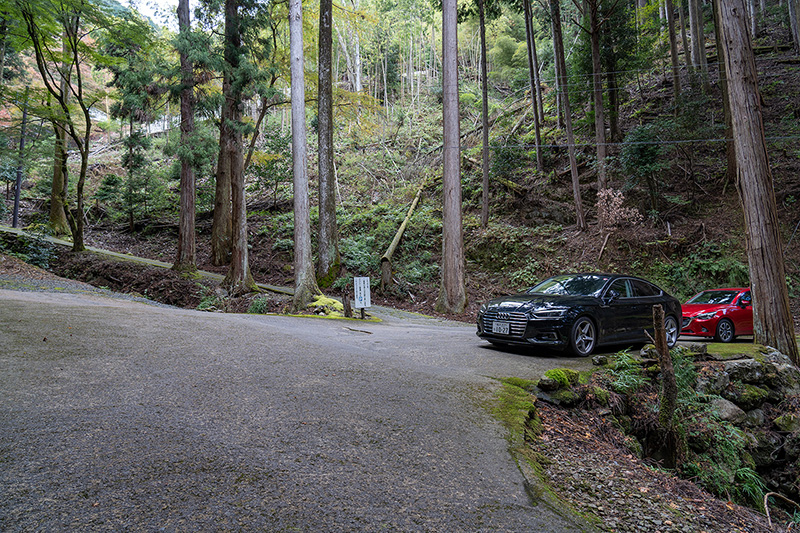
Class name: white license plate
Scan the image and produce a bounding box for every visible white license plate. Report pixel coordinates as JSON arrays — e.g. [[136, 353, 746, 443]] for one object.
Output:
[[492, 320, 510, 335]]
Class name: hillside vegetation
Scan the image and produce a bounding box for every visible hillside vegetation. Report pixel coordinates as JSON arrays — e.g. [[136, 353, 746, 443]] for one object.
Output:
[[0, 0, 799, 325]]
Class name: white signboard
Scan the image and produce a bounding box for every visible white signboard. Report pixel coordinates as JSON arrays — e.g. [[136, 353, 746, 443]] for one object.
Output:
[[353, 277, 371, 309]]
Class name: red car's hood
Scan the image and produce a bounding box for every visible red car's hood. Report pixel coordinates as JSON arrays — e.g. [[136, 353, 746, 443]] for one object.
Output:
[[682, 303, 729, 316]]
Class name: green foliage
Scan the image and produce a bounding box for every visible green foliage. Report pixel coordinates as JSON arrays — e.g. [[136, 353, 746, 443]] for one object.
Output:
[[0, 228, 56, 269], [247, 295, 271, 314], [646, 242, 750, 301], [608, 349, 646, 394], [247, 121, 293, 202]]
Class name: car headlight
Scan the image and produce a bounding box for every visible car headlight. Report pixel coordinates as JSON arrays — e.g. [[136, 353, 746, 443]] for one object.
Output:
[[695, 311, 718, 320], [531, 307, 569, 319], [478, 303, 488, 316]]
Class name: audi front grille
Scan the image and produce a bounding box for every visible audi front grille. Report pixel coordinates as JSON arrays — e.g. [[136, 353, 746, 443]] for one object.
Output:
[[481, 310, 528, 337]]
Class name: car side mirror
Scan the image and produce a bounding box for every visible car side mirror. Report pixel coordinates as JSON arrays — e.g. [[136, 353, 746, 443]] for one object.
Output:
[[739, 300, 751, 308], [605, 290, 620, 303]]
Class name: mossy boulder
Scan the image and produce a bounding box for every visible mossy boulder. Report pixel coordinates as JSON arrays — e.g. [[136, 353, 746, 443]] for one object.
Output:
[[722, 381, 770, 411], [774, 412, 800, 433], [542, 368, 579, 389], [306, 295, 345, 317]]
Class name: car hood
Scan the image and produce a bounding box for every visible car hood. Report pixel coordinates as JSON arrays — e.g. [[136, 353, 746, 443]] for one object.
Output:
[[485, 293, 595, 312], [682, 303, 729, 316]]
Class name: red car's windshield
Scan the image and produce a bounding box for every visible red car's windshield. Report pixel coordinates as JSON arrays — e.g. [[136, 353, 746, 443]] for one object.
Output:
[[687, 290, 739, 305]]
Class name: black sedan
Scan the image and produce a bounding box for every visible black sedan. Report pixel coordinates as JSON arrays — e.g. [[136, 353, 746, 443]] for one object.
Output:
[[476, 273, 682, 356]]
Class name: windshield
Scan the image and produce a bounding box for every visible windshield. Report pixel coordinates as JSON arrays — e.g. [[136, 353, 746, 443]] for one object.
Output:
[[528, 274, 611, 297], [687, 290, 739, 305]]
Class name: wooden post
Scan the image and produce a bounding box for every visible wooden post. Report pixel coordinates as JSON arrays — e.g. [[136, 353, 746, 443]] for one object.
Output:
[[653, 304, 677, 429]]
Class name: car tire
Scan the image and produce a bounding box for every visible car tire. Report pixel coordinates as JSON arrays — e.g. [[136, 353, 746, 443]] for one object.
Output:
[[569, 316, 596, 357], [665, 315, 679, 348], [715, 318, 735, 343]]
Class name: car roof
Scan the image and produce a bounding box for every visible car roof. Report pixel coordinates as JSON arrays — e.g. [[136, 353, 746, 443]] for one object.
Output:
[[699, 287, 750, 292]]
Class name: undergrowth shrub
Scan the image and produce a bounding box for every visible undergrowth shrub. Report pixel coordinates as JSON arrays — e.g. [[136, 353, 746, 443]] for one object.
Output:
[[0, 226, 56, 268]]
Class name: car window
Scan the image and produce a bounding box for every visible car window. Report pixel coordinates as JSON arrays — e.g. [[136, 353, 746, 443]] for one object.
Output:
[[687, 290, 738, 304], [738, 291, 752, 305], [528, 274, 611, 297], [607, 279, 632, 298], [631, 279, 661, 297]]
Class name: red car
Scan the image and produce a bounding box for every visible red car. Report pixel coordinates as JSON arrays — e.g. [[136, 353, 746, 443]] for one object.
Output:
[[681, 288, 753, 342]]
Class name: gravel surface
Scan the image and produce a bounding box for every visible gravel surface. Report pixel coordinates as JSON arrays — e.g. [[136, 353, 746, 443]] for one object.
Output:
[[0, 267, 596, 532]]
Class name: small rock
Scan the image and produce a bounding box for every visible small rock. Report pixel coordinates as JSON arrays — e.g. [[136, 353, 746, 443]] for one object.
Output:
[[537, 376, 560, 391], [774, 412, 800, 433], [743, 408, 765, 427], [710, 397, 746, 424], [592, 354, 608, 366]]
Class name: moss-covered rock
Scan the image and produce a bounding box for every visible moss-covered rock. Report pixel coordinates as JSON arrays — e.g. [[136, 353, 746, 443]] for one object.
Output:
[[722, 381, 770, 411], [306, 295, 345, 317], [543, 368, 579, 389], [591, 386, 610, 407], [774, 412, 800, 433]]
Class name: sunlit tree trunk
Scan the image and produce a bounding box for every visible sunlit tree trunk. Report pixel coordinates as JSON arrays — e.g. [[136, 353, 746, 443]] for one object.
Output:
[[719, 0, 799, 364], [436, 0, 466, 314], [290, 0, 321, 310]]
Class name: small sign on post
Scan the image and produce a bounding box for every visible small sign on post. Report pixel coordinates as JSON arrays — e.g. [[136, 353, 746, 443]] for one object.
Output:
[[353, 276, 371, 319]]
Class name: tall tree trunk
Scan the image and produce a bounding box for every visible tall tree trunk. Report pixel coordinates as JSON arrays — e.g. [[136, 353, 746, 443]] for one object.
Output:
[[713, 0, 737, 185], [290, 0, 321, 310], [679, 0, 695, 81], [523, 0, 543, 171], [789, 0, 800, 51], [479, 0, 491, 228], [436, 0, 466, 314], [49, 34, 71, 235], [588, 0, 607, 190], [49, 123, 70, 235], [718, 0, 799, 363], [693, 0, 710, 89], [665, 0, 682, 104], [211, 70, 233, 266], [317, 0, 340, 285], [551, 0, 586, 230], [173, 0, 197, 273], [221, 0, 255, 294]]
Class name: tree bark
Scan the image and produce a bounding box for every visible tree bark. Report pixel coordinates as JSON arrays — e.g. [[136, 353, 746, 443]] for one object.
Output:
[[173, 0, 197, 273], [211, 70, 233, 266], [523, 0, 543, 172], [317, 0, 340, 286], [713, 0, 737, 184], [551, 0, 586, 230], [221, 0, 256, 294], [479, 0, 491, 228], [789, 0, 800, 51], [290, 0, 321, 310], [665, 0, 682, 104], [436, 0, 467, 314], [718, 0, 799, 363], [49, 123, 70, 235], [588, 0, 607, 190]]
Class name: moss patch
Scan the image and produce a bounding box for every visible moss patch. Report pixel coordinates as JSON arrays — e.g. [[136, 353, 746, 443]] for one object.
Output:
[[543, 368, 579, 389], [495, 378, 541, 443]]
